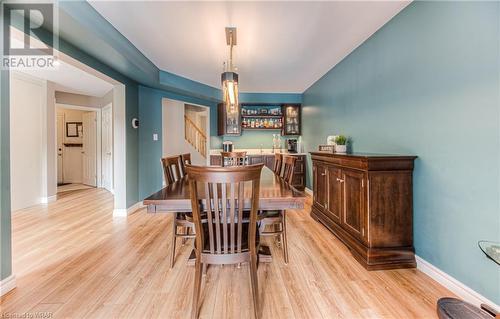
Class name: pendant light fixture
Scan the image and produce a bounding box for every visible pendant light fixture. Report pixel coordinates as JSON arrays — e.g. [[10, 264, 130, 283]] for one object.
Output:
[[221, 27, 239, 115]]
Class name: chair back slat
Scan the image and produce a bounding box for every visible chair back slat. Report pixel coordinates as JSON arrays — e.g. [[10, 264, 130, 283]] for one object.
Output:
[[161, 155, 183, 185], [204, 183, 215, 254], [221, 183, 229, 253], [273, 153, 283, 175], [281, 155, 297, 184], [186, 164, 263, 260], [221, 151, 247, 166], [230, 183, 236, 254], [237, 181, 244, 253], [212, 183, 222, 254], [180, 153, 192, 176]]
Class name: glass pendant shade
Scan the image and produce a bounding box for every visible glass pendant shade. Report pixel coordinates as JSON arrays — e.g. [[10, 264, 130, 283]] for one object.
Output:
[[221, 71, 239, 114]]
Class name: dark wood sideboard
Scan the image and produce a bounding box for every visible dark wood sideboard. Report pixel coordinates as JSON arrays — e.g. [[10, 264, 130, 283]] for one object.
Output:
[[210, 154, 306, 190], [310, 151, 417, 270]]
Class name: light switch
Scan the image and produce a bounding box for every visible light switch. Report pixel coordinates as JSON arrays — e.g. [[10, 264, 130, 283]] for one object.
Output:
[[153, 133, 158, 141]]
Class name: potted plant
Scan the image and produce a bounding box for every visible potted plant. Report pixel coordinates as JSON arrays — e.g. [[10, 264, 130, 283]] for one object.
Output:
[[335, 135, 348, 153]]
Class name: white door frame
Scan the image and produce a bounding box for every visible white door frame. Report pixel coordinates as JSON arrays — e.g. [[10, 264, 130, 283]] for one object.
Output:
[[192, 103, 211, 165], [56, 113, 64, 184], [56, 103, 102, 188], [82, 111, 97, 187], [182, 101, 211, 165], [101, 103, 113, 193]]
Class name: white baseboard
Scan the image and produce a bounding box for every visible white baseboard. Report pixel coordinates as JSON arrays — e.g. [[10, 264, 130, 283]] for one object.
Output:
[[40, 195, 57, 204], [113, 201, 145, 217], [416, 255, 499, 310], [0, 275, 16, 297], [304, 187, 313, 196]]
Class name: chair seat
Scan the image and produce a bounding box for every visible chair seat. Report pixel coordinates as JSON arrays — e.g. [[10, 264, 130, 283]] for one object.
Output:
[[197, 221, 260, 253], [177, 212, 207, 223], [259, 210, 282, 218]]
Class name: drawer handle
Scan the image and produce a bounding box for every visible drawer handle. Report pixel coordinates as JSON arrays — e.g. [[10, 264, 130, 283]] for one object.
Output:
[[336, 178, 344, 183], [321, 172, 326, 176]]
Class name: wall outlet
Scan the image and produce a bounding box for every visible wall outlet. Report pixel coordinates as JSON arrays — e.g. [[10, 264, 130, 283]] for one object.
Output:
[[153, 133, 158, 141]]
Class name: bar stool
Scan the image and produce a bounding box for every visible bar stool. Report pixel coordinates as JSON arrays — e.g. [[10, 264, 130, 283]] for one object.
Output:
[[221, 151, 247, 166]]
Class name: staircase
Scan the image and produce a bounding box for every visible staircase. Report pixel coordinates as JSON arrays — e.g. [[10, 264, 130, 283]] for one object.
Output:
[[184, 115, 207, 158]]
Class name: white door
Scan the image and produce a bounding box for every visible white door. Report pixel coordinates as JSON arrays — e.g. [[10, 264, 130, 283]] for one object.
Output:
[[57, 113, 64, 184], [82, 111, 97, 187], [102, 104, 113, 192]]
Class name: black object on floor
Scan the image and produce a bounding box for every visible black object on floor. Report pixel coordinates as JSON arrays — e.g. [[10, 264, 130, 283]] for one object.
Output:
[[437, 298, 493, 319], [57, 183, 71, 186]]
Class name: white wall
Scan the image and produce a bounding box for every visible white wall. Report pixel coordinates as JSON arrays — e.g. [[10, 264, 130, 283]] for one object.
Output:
[[162, 99, 209, 169], [55, 89, 113, 108], [10, 73, 45, 211]]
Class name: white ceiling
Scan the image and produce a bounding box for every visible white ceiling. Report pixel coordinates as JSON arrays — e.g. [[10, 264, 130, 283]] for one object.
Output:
[[9, 31, 116, 97], [89, 1, 410, 93], [18, 58, 114, 97]]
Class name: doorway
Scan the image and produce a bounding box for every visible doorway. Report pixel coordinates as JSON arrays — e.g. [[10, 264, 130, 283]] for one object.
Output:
[[56, 105, 98, 192], [162, 99, 211, 171]]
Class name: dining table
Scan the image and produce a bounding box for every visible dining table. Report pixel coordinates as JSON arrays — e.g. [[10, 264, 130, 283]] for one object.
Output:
[[142, 165, 307, 262]]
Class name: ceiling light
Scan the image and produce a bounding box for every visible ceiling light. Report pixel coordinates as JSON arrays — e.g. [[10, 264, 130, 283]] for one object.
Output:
[[221, 27, 239, 115]]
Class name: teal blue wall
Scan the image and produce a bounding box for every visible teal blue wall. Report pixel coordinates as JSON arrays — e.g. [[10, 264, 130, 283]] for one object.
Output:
[[239, 93, 302, 104], [302, 1, 500, 303], [221, 93, 303, 149], [1, 69, 12, 281], [138, 86, 218, 200]]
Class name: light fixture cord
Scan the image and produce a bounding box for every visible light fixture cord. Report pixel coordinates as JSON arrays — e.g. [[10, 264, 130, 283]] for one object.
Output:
[[229, 31, 233, 71]]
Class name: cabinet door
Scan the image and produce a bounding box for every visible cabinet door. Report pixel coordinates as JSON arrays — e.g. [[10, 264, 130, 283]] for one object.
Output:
[[342, 169, 366, 240], [282, 104, 301, 135], [210, 155, 222, 166], [217, 103, 241, 136], [294, 157, 304, 174], [327, 166, 342, 224], [312, 163, 328, 211], [264, 155, 274, 170], [249, 155, 264, 165]]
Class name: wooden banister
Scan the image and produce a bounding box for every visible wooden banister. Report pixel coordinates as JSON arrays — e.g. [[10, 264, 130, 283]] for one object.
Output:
[[184, 115, 207, 158]]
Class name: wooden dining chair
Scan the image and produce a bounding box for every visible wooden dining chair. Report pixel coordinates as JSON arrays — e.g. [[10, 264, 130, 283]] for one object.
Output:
[[186, 163, 264, 319], [221, 151, 247, 167], [161, 155, 183, 185], [180, 153, 192, 176], [281, 155, 297, 184], [259, 155, 297, 264], [273, 153, 283, 175], [161, 155, 195, 268]]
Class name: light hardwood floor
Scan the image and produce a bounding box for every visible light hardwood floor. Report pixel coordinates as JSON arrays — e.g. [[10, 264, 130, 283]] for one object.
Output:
[[1, 188, 453, 318]]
